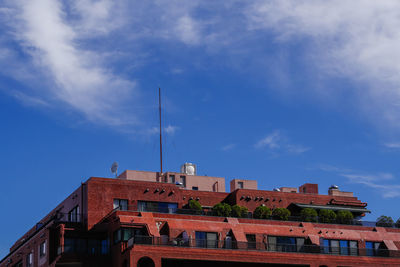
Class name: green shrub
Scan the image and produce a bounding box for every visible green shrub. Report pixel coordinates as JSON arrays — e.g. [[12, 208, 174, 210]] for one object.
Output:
[[272, 208, 291, 221], [376, 215, 394, 227], [336, 210, 354, 224], [212, 203, 232, 217], [231, 205, 248, 218], [253, 205, 271, 219], [188, 199, 202, 212], [300, 208, 318, 222], [396, 218, 400, 228], [319, 209, 337, 223]]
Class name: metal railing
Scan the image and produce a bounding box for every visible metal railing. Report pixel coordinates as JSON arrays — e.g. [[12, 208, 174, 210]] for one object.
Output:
[[122, 236, 400, 258]]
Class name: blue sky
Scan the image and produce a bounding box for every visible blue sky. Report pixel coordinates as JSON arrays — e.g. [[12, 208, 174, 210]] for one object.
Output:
[[1, 0, 400, 258]]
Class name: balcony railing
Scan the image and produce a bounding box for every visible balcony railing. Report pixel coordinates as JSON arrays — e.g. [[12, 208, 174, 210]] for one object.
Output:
[[122, 236, 400, 258]]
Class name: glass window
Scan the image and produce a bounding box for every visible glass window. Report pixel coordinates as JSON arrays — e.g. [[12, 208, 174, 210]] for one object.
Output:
[[322, 239, 330, 254], [267, 236, 302, 252], [349, 241, 358, 256], [169, 175, 175, 183], [137, 201, 177, 214], [39, 241, 46, 257], [340, 240, 349, 255], [26, 252, 33, 267], [192, 186, 199, 190], [195, 231, 218, 248], [113, 199, 128, 211], [68, 206, 80, 222], [246, 234, 256, 249], [322, 239, 358, 255], [180, 176, 186, 187], [238, 182, 244, 189]]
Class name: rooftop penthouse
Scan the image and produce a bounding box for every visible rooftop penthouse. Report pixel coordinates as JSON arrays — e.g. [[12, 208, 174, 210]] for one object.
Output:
[[1, 166, 399, 267]]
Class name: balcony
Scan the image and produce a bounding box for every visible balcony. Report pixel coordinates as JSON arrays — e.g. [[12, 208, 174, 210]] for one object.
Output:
[[123, 236, 400, 258]]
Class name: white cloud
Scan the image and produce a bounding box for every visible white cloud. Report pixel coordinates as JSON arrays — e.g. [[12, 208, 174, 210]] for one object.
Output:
[[246, 0, 400, 129], [222, 143, 236, 151], [384, 143, 400, 149], [340, 173, 400, 198], [148, 125, 179, 136], [2, 0, 137, 127], [255, 130, 310, 155], [317, 165, 400, 198], [255, 130, 281, 149]]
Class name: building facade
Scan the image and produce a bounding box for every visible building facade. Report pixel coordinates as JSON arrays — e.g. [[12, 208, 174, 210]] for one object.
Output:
[[1, 168, 400, 267]]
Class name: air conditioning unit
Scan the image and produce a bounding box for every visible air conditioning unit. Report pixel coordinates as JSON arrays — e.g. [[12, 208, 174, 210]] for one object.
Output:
[[181, 163, 196, 175]]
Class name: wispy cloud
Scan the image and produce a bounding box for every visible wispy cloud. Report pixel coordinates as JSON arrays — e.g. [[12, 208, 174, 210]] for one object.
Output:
[[148, 125, 179, 136], [255, 130, 281, 149], [384, 143, 400, 149], [2, 0, 138, 127], [4, 1, 400, 133], [221, 143, 236, 151], [255, 130, 310, 155], [245, 0, 400, 129], [316, 164, 400, 198]]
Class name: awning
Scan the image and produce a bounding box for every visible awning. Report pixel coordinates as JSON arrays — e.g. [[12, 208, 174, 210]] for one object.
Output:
[[294, 203, 371, 213]]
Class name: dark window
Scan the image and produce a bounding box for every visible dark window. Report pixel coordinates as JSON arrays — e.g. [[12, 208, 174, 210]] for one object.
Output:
[[195, 231, 218, 248], [322, 239, 358, 255], [113, 199, 128, 210], [40, 241, 46, 257], [114, 228, 147, 244], [246, 234, 256, 249], [192, 186, 199, 190], [268, 236, 304, 252], [13, 261, 22, 267], [26, 253, 32, 267], [169, 175, 175, 184], [180, 176, 186, 187], [138, 201, 177, 214], [68, 206, 80, 222], [365, 241, 386, 256], [238, 182, 244, 189]]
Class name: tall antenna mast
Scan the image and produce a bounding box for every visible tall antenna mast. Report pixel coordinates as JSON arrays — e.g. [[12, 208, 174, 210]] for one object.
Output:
[[159, 87, 163, 174]]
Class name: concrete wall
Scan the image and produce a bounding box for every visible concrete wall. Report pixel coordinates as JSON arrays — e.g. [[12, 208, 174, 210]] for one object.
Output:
[[230, 179, 258, 191]]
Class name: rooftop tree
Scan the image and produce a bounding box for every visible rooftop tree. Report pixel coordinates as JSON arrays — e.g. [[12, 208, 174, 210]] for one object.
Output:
[[253, 205, 271, 219], [272, 208, 291, 221], [336, 210, 354, 224], [300, 208, 318, 222], [212, 203, 232, 217], [231, 205, 248, 218]]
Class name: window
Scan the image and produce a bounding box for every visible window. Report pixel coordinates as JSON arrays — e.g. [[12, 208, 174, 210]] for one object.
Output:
[[13, 261, 22, 267], [268, 236, 305, 252], [192, 186, 198, 190], [322, 239, 358, 256], [238, 182, 244, 189], [26, 252, 33, 267], [195, 231, 218, 248], [180, 176, 186, 187], [246, 234, 256, 249], [114, 228, 147, 244], [365, 241, 386, 256], [68, 206, 80, 222], [169, 175, 175, 184], [138, 201, 177, 214], [113, 199, 128, 211], [39, 241, 46, 257]]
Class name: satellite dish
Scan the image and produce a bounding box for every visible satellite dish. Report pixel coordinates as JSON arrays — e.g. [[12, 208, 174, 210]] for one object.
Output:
[[111, 162, 118, 177]]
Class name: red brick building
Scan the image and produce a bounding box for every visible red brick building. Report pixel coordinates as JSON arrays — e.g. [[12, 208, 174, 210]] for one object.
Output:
[[1, 167, 400, 267]]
